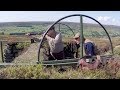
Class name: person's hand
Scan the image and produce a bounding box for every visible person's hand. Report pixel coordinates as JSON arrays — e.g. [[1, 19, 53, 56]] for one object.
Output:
[[74, 39, 80, 44]]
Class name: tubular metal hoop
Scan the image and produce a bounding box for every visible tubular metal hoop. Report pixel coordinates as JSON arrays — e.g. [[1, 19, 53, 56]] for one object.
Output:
[[57, 23, 75, 36], [37, 14, 114, 63]]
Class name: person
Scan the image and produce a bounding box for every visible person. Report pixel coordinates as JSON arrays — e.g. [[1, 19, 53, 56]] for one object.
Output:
[[64, 33, 80, 59], [26, 25, 64, 61], [64, 32, 97, 59], [70, 33, 101, 70], [43, 26, 64, 60], [75, 32, 97, 56]]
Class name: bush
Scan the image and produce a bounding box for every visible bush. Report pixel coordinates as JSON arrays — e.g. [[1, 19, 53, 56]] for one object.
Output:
[[0, 65, 44, 79], [0, 63, 120, 79], [114, 46, 120, 56], [16, 42, 30, 49]]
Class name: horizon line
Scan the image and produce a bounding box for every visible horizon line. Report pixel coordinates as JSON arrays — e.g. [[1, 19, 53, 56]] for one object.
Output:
[[0, 21, 119, 26]]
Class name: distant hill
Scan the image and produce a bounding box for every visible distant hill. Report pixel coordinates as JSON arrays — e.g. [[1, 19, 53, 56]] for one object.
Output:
[[0, 21, 120, 28], [0, 21, 120, 37]]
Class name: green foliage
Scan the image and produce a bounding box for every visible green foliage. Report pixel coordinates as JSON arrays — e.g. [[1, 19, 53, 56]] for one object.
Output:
[[0, 65, 44, 79], [0, 22, 120, 37], [16, 42, 31, 49], [0, 65, 118, 79], [113, 46, 120, 56]]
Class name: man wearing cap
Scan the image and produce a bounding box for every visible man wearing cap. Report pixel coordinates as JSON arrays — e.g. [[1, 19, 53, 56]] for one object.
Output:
[[74, 32, 97, 56], [73, 33, 101, 70], [64, 32, 97, 59]]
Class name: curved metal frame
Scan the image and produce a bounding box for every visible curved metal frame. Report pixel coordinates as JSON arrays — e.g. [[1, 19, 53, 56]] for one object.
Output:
[[57, 23, 75, 36], [37, 14, 114, 63]]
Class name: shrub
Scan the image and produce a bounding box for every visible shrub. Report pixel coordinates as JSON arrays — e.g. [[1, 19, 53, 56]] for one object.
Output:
[[16, 42, 30, 49], [0, 63, 119, 79]]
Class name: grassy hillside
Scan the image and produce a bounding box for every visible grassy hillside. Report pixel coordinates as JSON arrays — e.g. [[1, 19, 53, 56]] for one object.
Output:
[[0, 22, 120, 79], [0, 21, 120, 37]]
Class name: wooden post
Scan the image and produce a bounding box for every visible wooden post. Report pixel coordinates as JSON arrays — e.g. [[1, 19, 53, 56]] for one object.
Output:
[[0, 41, 4, 62]]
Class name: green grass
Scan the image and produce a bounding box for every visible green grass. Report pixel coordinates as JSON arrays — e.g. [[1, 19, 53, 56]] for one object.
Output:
[[0, 25, 45, 34], [0, 23, 120, 37], [0, 61, 120, 79]]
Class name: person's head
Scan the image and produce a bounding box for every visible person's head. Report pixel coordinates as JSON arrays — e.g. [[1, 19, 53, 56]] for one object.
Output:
[[73, 32, 85, 44], [73, 33, 80, 44], [47, 26, 56, 37]]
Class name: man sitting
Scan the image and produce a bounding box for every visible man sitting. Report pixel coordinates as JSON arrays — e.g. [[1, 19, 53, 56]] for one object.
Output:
[[64, 32, 101, 69], [73, 33, 101, 69], [64, 32, 98, 59]]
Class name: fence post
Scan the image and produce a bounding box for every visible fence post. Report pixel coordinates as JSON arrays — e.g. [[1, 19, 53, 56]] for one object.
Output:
[[59, 23, 60, 32], [0, 41, 4, 62]]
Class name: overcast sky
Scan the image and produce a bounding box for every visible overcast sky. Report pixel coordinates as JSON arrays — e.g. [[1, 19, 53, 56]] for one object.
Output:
[[0, 11, 119, 26]]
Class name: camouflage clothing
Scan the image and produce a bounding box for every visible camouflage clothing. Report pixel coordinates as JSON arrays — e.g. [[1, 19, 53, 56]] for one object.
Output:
[[64, 40, 80, 59]]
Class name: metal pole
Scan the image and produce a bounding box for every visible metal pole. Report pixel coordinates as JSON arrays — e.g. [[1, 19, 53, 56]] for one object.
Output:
[[58, 23, 75, 36], [59, 23, 60, 32], [80, 16, 83, 58], [0, 41, 4, 62], [38, 14, 113, 63]]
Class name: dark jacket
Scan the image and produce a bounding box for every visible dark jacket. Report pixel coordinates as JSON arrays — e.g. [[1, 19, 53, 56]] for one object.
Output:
[[84, 39, 96, 56], [64, 40, 80, 59]]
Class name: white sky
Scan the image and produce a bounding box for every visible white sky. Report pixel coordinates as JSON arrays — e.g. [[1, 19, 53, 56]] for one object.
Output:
[[0, 11, 119, 26]]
